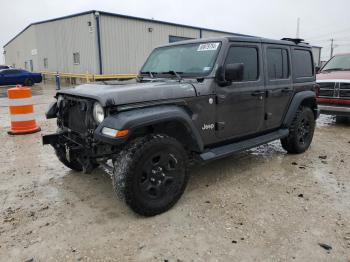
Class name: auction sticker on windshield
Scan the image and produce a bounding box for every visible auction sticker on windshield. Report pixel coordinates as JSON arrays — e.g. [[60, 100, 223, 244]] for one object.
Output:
[[197, 42, 220, 52]]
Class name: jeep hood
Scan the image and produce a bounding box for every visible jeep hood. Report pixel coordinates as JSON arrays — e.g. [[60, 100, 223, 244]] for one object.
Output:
[[317, 70, 350, 81], [57, 81, 196, 106]]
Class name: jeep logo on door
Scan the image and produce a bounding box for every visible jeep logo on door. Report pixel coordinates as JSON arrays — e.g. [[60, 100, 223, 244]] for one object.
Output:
[[202, 123, 215, 130]]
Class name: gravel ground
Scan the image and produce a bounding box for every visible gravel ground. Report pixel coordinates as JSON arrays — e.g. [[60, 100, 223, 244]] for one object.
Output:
[[0, 83, 349, 262]]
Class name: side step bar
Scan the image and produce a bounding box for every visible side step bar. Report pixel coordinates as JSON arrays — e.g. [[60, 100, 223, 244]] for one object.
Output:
[[200, 129, 289, 161]]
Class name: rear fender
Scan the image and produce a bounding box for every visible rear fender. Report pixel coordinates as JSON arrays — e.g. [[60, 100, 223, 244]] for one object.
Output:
[[283, 91, 318, 127]]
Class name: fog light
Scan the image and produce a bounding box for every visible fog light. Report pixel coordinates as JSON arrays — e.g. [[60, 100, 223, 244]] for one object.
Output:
[[102, 127, 129, 138]]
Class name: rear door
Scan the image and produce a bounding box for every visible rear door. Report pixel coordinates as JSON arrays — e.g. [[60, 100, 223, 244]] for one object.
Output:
[[215, 43, 265, 140], [263, 45, 293, 129]]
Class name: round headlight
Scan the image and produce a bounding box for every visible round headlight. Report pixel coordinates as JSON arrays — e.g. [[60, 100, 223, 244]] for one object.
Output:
[[93, 102, 105, 123], [57, 95, 64, 107]]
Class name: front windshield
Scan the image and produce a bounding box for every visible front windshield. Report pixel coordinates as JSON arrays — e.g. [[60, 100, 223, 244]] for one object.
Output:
[[141, 42, 221, 77], [322, 54, 350, 71]]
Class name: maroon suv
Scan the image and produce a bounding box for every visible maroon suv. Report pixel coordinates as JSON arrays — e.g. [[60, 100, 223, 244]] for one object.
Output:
[[317, 53, 350, 118]]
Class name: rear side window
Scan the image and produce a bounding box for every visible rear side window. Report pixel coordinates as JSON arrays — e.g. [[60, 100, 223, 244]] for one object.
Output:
[[267, 48, 289, 79], [225, 46, 259, 81], [293, 49, 313, 78], [2, 70, 18, 75]]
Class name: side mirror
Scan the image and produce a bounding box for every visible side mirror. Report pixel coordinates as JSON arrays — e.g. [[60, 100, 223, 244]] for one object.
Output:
[[225, 63, 244, 82], [315, 66, 321, 74]]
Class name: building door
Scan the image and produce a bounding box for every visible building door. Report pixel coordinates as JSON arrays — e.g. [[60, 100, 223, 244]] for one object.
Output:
[[215, 43, 266, 140], [29, 60, 33, 72]]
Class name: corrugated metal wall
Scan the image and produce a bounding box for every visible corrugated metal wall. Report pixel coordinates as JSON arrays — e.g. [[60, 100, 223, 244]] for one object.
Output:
[[5, 13, 99, 74], [35, 13, 99, 74], [4, 26, 38, 70], [100, 15, 200, 74], [201, 30, 234, 38]]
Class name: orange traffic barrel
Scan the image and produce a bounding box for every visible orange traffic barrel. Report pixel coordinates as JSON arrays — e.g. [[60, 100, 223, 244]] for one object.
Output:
[[7, 85, 41, 135]]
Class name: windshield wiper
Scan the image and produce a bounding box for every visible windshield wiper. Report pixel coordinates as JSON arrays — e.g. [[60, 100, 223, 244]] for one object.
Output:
[[140, 71, 155, 78], [160, 71, 183, 81], [322, 68, 348, 72]]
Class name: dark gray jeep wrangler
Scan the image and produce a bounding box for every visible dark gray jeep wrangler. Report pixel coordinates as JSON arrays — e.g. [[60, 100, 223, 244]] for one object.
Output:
[[43, 36, 319, 216]]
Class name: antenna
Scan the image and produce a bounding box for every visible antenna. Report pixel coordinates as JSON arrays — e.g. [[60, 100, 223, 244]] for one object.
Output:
[[296, 18, 300, 38]]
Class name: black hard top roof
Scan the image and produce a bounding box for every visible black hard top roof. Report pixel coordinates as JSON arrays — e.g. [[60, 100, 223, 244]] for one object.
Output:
[[158, 36, 311, 49]]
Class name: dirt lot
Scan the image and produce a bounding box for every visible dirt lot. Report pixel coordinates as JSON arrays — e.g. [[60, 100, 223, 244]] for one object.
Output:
[[0, 83, 349, 262]]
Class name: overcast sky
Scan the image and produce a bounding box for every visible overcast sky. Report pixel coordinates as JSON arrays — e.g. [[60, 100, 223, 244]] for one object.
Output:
[[1, 0, 350, 63]]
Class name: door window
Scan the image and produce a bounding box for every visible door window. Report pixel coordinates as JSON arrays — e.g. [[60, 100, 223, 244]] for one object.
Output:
[[2, 70, 19, 75], [267, 48, 289, 79], [225, 46, 259, 81]]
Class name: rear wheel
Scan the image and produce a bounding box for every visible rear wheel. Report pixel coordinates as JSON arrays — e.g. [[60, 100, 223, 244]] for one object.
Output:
[[24, 78, 34, 86], [335, 116, 350, 124], [281, 106, 315, 154], [112, 134, 189, 216]]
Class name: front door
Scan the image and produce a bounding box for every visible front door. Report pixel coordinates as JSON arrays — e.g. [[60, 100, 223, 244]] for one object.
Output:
[[263, 45, 293, 130], [216, 43, 265, 140]]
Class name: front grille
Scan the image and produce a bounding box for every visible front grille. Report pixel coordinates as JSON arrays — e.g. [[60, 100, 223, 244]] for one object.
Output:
[[61, 98, 91, 133], [340, 83, 350, 98], [318, 82, 335, 97]]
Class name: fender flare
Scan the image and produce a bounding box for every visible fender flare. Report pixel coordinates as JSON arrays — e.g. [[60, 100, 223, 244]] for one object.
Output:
[[283, 91, 317, 127], [94, 105, 204, 151]]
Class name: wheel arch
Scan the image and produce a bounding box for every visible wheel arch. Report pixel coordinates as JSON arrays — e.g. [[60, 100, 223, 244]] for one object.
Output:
[[94, 105, 204, 152], [283, 91, 318, 127]]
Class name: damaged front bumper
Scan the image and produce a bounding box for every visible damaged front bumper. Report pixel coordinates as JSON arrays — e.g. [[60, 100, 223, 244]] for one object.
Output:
[[42, 132, 85, 163], [42, 130, 121, 173]]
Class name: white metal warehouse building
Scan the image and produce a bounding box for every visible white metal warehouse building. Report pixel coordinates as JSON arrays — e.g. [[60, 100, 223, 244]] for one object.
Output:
[[3, 10, 250, 75]]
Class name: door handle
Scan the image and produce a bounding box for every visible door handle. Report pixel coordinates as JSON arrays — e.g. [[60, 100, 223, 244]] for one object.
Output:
[[251, 91, 265, 96]]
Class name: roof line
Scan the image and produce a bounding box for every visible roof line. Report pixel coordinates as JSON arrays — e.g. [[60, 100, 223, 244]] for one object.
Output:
[[3, 10, 94, 48], [3, 10, 251, 48], [97, 10, 250, 36]]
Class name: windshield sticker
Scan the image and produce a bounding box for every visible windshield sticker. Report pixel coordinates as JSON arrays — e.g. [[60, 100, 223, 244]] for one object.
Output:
[[197, 42, 220, 52], [203, 67, 211, 71]]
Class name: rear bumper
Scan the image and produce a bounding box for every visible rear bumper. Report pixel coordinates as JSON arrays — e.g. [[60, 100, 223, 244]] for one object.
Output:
[[318, 105, 350, 116]]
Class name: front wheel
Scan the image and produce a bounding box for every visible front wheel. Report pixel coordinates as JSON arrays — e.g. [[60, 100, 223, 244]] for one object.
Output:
[[281, 106, 315, 154], [112, 134, 189, 216], [54, 148, 83, 171]]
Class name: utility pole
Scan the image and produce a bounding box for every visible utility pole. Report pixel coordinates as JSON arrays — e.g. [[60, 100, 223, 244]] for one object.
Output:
[[296, 18, 300, 38], [330, 38, 334, 59]]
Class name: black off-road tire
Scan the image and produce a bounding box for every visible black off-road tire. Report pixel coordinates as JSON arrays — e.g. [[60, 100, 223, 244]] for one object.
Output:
[[335, 116, 350, 124], [112, 134, 189, 216], [281, 106, 315, 154], [24, 78, 34, 86], [55, 148, 83, 171]]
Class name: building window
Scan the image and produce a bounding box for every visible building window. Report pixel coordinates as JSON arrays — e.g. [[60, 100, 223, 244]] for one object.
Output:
[[73, 52, 80, 65], [267, 48, 289, 79], [169, 35, 194, 43], [225, 46, 259, 81], [43, 58, 48, 69]]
